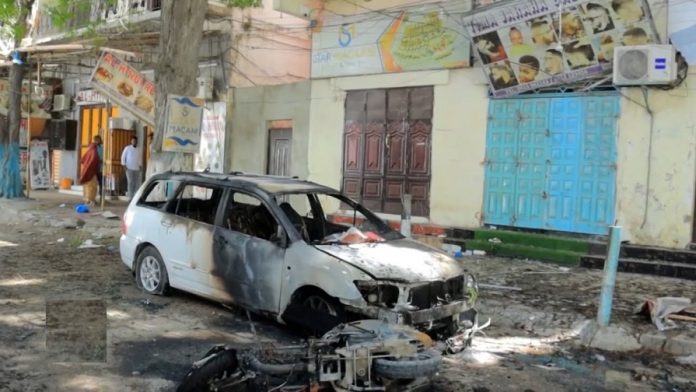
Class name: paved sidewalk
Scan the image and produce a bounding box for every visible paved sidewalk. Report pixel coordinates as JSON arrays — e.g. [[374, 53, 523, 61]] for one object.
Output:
[[1, 190, 128, 232]]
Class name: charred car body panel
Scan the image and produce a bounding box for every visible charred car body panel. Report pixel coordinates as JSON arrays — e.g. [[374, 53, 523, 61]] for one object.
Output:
[[119, 172, 478, 335]]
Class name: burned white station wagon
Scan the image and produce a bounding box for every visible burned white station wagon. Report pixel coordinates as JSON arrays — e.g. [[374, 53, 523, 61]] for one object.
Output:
[[120, 172, 479, 338]]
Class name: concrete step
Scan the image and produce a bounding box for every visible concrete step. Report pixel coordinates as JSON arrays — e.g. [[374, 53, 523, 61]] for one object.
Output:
[[580, 255, 696, 281], [619, 245, 696, 265], [460, 239, 583, 266], [472, 228, 593, 253]]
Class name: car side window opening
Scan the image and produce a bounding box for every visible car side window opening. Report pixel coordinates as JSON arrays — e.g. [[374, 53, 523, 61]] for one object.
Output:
[[223, 192, 279, 242], [137, 180, 181, 209], [169, 183, 223, 225]]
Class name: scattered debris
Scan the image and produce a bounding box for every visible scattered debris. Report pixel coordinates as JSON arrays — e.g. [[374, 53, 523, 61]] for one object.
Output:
[[74, 204, 90, 213], [473, 250, 487, 256], [56, 238, 65, 243], [676, 354, 696, 365], [667, 314, 696, 322], [488, 237, 503, 244], [636, 297, 692, 331], [101, 211, 119, 220], [78, 239, 103, 249], [479, 283, 522, 291], [59, 203, 66, 208], [595, 354, 606, 362]]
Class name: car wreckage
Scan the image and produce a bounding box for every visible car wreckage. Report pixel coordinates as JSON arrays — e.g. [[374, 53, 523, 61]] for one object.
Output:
[[177, 320, 442, 392], [120, 172, 482, 346]]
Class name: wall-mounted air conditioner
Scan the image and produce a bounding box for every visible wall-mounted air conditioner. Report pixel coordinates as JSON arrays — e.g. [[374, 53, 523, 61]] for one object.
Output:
[[197, 77, 213, 100], [613, 45, 677, 86], [109, 117, 134, 130], [52, 94, 69, 112]]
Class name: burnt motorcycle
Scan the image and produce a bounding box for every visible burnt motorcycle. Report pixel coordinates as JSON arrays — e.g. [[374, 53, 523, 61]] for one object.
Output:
[[176, 320, 443, 392]]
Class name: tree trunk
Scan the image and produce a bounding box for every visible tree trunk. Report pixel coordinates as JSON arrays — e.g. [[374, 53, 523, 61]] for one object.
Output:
[[148, 0, 208, 177]]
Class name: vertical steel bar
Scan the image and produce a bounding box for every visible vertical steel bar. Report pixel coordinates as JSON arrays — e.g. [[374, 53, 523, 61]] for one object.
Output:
[[597, 225, 622, 326]]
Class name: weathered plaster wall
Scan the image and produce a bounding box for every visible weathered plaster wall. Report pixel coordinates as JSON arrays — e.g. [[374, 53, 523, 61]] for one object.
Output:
[[307, 68, 489, 226], [615, 72, 696, 248], [228, 80, 311, 178]]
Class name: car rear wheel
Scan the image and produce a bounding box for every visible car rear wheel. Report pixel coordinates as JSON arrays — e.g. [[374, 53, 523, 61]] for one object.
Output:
[[135, 246, 169, 295]]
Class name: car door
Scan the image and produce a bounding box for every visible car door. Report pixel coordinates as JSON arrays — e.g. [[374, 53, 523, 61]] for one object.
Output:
[[210, 189, 287, 313], [161, 182, 223, 296]]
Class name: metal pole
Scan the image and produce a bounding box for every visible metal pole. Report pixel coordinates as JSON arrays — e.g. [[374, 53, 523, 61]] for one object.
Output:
[[597, 225, 622, 326], [25, 54, 31, 199], [101, 99, 110, 211], [400, 194, 412, 238]]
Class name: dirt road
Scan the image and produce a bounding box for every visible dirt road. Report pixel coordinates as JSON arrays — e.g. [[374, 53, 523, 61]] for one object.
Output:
[[1, 215, 695, 391]]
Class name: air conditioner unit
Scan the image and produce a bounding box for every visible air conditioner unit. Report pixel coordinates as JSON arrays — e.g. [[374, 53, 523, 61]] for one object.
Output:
[[613, 45, 677, 85], [197, 77, 213, 100], [109, 117, 134, 130], [52, 94, 69, 111]]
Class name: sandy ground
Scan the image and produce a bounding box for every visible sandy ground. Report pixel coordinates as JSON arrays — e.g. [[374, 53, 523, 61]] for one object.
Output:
[[1, 202, 695, 391]]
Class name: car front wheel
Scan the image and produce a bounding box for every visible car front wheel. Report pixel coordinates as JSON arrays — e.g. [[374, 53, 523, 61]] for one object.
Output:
[[135, 246, 169, 295]]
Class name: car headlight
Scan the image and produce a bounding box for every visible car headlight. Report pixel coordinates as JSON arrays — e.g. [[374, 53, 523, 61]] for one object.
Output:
[[354, 281, 400, 307]]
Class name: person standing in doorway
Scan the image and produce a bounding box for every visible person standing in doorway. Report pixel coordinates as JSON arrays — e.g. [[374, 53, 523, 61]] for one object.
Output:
[[79, 136, 101, 206], [121, 136, 141, 201]]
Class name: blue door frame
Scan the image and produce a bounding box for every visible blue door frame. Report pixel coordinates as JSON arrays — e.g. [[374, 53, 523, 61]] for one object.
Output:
[[483, 95, 619, 235]]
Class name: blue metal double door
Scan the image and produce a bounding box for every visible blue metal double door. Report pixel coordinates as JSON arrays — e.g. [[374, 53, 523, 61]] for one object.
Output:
[[483, 95, 619, 235]]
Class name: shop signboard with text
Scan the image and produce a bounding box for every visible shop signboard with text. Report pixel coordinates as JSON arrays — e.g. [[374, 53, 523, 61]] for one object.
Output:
[[463, 0, 658, 97], [311, 1, 472, 78], [89, 52, 155, 125], [162, 95, 204, 154]]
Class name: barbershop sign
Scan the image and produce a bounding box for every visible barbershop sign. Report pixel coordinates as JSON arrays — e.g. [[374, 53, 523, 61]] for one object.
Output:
[[463, 0, 658, 97]]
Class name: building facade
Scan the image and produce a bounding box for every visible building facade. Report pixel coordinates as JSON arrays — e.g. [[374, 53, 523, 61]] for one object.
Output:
[[228, 0, 696, 249]]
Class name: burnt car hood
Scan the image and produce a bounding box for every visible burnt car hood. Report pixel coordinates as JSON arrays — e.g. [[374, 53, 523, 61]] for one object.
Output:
[[315, 239, 466, 282]]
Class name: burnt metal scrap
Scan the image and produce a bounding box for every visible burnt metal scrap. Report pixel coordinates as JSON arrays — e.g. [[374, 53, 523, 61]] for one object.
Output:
[[176, 320, 441, 392]]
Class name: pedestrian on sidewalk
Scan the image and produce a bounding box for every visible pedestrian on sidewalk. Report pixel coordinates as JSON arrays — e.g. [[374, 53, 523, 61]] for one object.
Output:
[[79, 136, 101, 206], [121, 136, 141, 201]]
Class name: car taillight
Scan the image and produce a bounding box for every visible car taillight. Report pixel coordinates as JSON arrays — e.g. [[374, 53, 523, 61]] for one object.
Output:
[[121, 212, 128, 235]]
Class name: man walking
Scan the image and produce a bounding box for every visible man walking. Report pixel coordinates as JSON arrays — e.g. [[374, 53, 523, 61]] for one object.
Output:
[[121, 136, 141, 201]]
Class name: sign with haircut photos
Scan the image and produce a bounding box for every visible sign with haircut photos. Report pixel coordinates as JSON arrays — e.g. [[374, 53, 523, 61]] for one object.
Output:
[[463, 0, 658, 97]]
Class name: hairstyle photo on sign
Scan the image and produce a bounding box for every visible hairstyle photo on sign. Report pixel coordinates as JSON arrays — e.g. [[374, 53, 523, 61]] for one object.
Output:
[[622, 26, 650, 46], [594, 34, 617, 63], [611, 0, 645, 24], [583, 2, 616, 34], [506, 26, 534, 59], [564, 41, 598, 69], [543, 49, 565, 75], [474, 31, 508, 64], [517, 55, 542, 83], [487, 60, 519, 90], [560, 9, 588, 42], [527, 17, 558, 46]]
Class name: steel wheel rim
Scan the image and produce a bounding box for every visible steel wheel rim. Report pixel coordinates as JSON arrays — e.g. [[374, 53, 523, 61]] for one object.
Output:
[[303, 295, 337, 316], [140, 256, 161, 291]]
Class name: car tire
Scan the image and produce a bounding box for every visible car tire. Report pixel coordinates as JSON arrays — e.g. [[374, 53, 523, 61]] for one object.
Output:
[[301, 292, 346, 336], [373, 349, 442, 380], [135, 246, 169, 295]]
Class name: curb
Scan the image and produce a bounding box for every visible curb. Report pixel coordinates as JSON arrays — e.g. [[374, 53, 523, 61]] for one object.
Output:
[[578, 320, 696, 355]]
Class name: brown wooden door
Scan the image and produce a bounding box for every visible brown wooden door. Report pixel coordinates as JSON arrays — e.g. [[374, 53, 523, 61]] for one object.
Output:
[[342, 87, 432, 216], [267, 128, 292, 177]]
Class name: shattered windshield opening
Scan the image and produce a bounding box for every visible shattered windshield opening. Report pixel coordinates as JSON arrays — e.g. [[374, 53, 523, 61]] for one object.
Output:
[[273, 192, 403, 244]]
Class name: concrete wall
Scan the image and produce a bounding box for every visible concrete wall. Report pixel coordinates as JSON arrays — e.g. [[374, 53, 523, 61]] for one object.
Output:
[[228, 80, 311, 178], [306, 68, 490, 226], [615, 72, 696, 247]]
